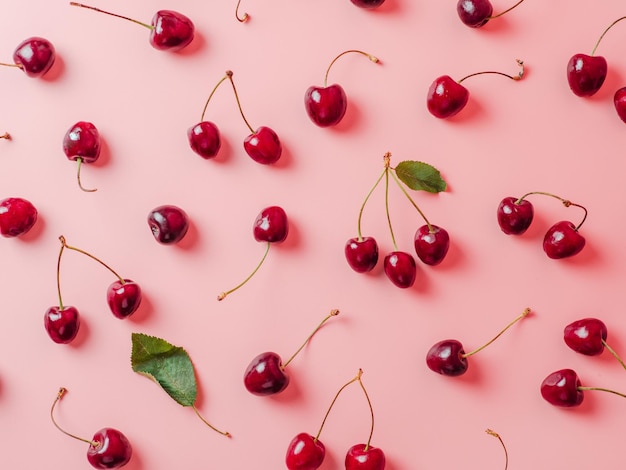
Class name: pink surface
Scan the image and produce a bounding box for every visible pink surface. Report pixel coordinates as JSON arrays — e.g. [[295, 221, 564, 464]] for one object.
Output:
[[2, 0, 626, 468]]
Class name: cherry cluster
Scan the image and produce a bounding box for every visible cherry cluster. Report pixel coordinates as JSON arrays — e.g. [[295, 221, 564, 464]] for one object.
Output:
[[345, 153, 449, 289]]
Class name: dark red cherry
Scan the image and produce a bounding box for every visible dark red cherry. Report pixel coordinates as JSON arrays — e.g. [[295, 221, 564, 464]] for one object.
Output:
[[285, 432, 326, 470], [106, 280, 142, 319], [0, 197, 38, 237], [345, 237, 379, 273], [614, 87, 626, 123], [427, 75, 469, 119], [345, 443, 386, 469], [149, 10, 195, 51], [187, 121, 221, 159], [564, 318, 607, 356], [540, 369, 584, 407], [44, 306, 80, 344], [304, 84, 347, 127], [350, 0, 386, 8], [383, 251, 416, 288], [63, 121, 101, 163], [12, 37, 56, 77], [87, 428, 133, 469], [426, 339, 468, 376], [456, 0, 493, 27], [414, 224, 449, 266], [147, 205, 189, 244], [243, 352, 289, 396], [566, 54, 607, 97], [542, 220, 585, 259], [244, 126, 282, 164], [497, 197, 534, 235], [253, 206, 288, 243]]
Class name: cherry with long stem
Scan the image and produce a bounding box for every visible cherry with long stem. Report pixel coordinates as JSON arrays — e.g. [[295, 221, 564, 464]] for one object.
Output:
[[462, 307, 531, 358], [486, 429, 508, 470], [541, 368, 626, 407], [235, 0, 249, 22], [70, 2, 153, 29], [51, 388, 99, 447]]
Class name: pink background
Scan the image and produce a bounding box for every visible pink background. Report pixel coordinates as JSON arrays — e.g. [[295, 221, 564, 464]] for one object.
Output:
[[2, 0, 626, 468]]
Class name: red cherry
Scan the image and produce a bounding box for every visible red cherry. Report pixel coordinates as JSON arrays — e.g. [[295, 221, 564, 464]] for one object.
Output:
[[87, 428, 133, 469], [614, 87, 626, 123], [149, 10, 194, 51], [496, 196, 534, 235], [540, 369, 584, 407], [542, 220, 585, 259], [305, 84, 347, 127], [563, 318, 607, 356], [426, 75, 469, 119], [383, 251, 416, 288], [11, 37, 56, 77], [187, 121, 221, 159], [44, 306, 81, 344], [350, 0, 386, 8], [244, 126, 282, 164], [414, 224, 449, 266], [253, 206, 289, 243], [456, 0, 493, 28], [426, 339, 468, 376], [566, 54, 607, 97], [0, 197, 38, 237], [244, 352, 288, 396], [345, 444, 386, 470], [147, 205, 189, 244], [63, 121, 101, 163], [345, 237, 379, 273], [285, 433, 325, 470], [106, 280, 142, 319]]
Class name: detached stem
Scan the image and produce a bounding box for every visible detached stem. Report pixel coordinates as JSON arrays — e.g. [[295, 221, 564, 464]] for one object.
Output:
[[488, 0, 526, 20], [462, 308, 531, 358], [602, 339, 626, 371], [217, 242, 270, 301], [51, 387, 99, 446], [59, 235, 125, 283], [226, 71, 255, 133], [76, 158, 96, 193], [315, 370, 362, 442], [282, 309, 340, 369], [458, 59, 524, 83], [389, 167, 433, 231], [324, 50, 380, 87], [69, 2, 154, 30], [578, 386, 626, 399], [235, 0, 249, 22], [200, 72, 231, 122], [591, 16, 626, 56], [192, 404, 232, 437], [486, 429, 508, 470], [517, 191, 588, 230]]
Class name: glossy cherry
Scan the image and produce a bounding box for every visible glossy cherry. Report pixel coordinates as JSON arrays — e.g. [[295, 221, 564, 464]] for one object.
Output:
[[427, 307, 531, 376], [350, 0, 386, 8], [63, 121, 101, 192], [414, 224, 449, 266], [45, 306, 81, 344], [0, 197, 38, 237], [564, 318, 607, 356], [541, 369, 626, 407], [543, 221, 586, 259], [107, 280, 142, 319], [218, 205, 288, 300], [383, 251, 416, 288], [1, 37, 56, 78], [305, 49, 380, 127], [345, 237, 379, 273], [147, 205, 189, 244], [69, 3, 194, 52], [427, 60, 524, 118], [614, 87, 626, 123], [51, 387, 132, 469], [244, 310, 339, 396], [497, 196, 534, 235], [457, 0, 526, 28], [187, 121, 221, 159]]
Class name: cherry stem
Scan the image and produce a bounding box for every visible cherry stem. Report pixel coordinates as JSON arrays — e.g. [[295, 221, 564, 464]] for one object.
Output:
[[389, 165, 433, 231], [381, 153, 399, 250], [517, 191, 588, 230], [591, 16, 626, 56], [601, 339, 626, 372], [59, 235, 125, 283], [217, 241, 270, 301], [458, 59, 524, 84], [324, 50, 380, 87], [191, 404, 232, 437], [200, 72, 231, 122], [578, 386, 626, 399], [0, 62, 22, 70], [486, 429, 508, 470], [235, 0, 249, 22], [1, 132, 11, 140], [51, 387, 99, 447], [462, 307, 531, 358], [489, 0, 526, 20], [226, 71, 255, 134], [356, 371, 376, 450], [315, 369, 362, 442], [357, 168, 386, 241], [282, 309, 340, 369], [76, 158, 96, 193], [69, 2, 153, 30], [56, 238, 67, 310]]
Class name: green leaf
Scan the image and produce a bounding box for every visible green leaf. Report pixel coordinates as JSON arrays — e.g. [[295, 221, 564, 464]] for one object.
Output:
[[131, 333, 197, 407], [394, 160, 447, 193]]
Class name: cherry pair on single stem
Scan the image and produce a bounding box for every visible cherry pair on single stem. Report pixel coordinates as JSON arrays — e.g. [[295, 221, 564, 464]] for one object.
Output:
[[456, 0, 526, 28], [0, 197, 38, 237], [285, 369, 385, 470], [497, 191, 588, 259], [427, 59, 524, 119], [305, 49, 381, 128], [541, 317, 626, 408], [218, 205, 289, 301], [345, 153, 448, 289], [69, 2, 194, 52], [244, 309, 339, 396], [188, 70, 282, 164], [565, 16, 626, 123], [51, 387, 132, 469], [44, 236, 142, 344]]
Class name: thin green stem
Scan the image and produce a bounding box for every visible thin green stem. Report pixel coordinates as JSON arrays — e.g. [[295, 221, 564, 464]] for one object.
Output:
[[235, 0, 249, 22], [357, 370, 375, 450], [76, 158, 96, 193], [200, 72, 231, 122], [226, 71, 255, 133], [463, 308, 531, 358], [384, 166, 397, 251], [315, 370, 362, 441], [324, 50, 380, 87], [458, 59, 524, 84], [591, 16, 626, 56], [0, 62, 21, 70], [69, 2, 153, 30], [356, 169, 386, 240], [217, 242, 270, 301], [602, 339, 626, 371], [389, 168, 432, 231], [578, 386, 626, 399], [59, 236, 125, 283], [488, 0, 526, 20], [56, 237, 67, 310], [517, 191, 587, 230], [486, 429, 508, 470], [282, 310, 340, 369], [192, 404, 231, 437], [51, 388, 98, 446]]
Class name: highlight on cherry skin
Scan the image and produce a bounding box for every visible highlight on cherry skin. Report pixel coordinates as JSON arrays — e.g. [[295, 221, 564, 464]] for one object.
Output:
[[305, 49, 380, 127], [426, 307, 531, 376], [51, 387, 133, 469], [69, 2, 195, 52], [244, 309, 339, 396], [427, 59, 524, 119], [0, 37, 56, 78], [147, 204, 190, 245], [457, 0, 527, 28], [540, 368, 626, 408], [0, 197, 38, 237], [563, 317, 626, 369], [63, 121, 101, 192]]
